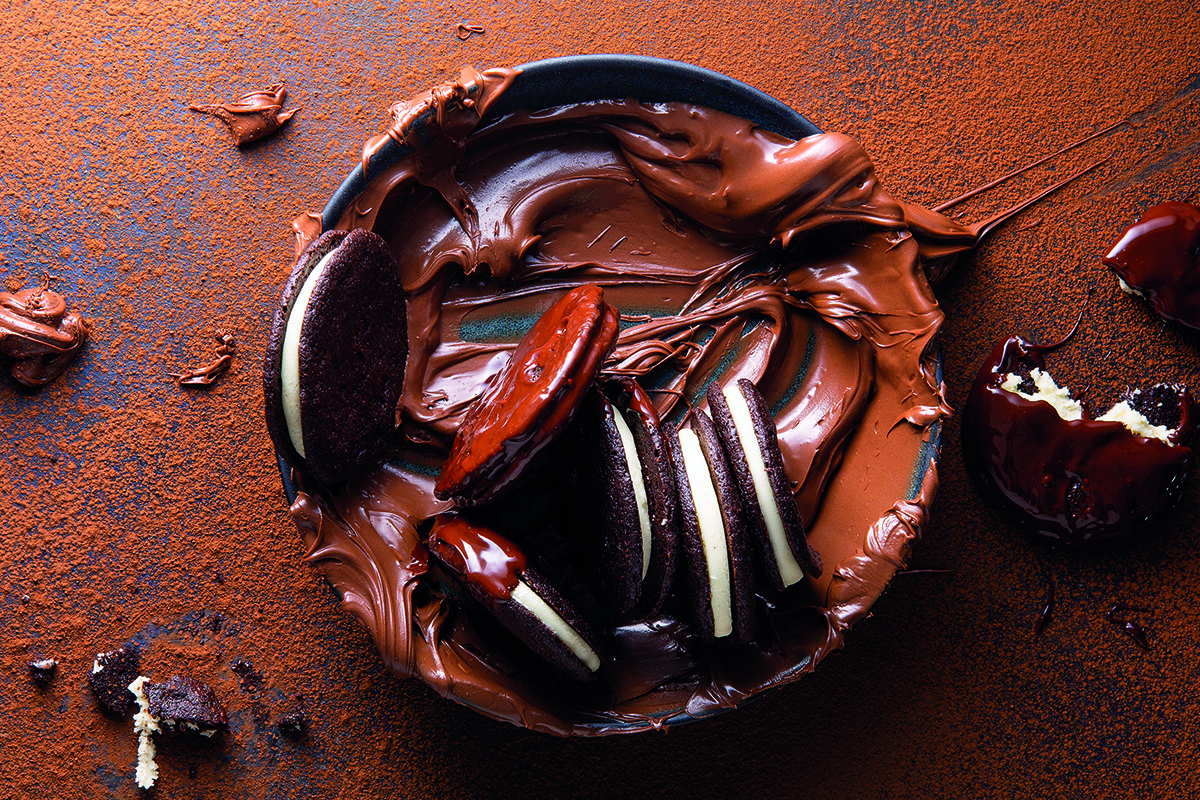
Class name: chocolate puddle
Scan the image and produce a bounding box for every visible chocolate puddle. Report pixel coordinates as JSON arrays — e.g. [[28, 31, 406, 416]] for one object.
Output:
[[281, 65, 1019, 734]]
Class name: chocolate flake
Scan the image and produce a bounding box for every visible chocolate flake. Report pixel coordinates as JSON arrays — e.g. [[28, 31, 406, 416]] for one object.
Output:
[[169, 328, 235, 387]]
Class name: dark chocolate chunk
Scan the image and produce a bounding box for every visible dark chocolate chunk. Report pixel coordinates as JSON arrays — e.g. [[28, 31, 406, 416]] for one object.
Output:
[[89, 643, 141, 714], [145, 675, 228, 730], [707, 379, 822, 590], [263, 228, 408, 485], [276, 694, 308, 737], [962, 335, 1198, 544]]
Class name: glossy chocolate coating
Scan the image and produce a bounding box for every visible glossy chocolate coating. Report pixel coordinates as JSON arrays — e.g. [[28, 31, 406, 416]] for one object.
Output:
[[434, 283, 619, 505], [1103, 202, 1200, 330], [961, 335, 1198, 545]]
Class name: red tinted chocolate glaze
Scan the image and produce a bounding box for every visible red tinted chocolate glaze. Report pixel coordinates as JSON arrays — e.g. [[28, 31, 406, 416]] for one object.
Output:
[[190, 81, 299, 147], [285, 66, 972, 734], [1103, 202, 1200, 331], [0, 284, 89, 386], [434, 283, 619, 504], [428, 515, 527, 600], [961, 335, 1198, 545]]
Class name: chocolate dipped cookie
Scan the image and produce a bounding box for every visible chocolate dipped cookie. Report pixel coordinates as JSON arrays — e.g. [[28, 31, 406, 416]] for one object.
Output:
[[435, 284, 620, 506], [668, 410, 757, 643], [263, 228, 407, 485], [708, 379, 822, 590], [428, 515, 604, 682], [962, 334, 1198, 544], [572, 377, 679, 615]]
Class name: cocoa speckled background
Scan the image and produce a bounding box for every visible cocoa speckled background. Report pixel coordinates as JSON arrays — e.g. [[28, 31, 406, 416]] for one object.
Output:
[[2, 1, 1199, 797]]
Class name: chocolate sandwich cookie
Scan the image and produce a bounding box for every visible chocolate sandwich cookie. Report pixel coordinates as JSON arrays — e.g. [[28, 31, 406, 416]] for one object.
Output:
[[707, 379, 822, 590], [668, 410, 756, 643], [963, 334, 1199, 545], [263, 228, 408, 485], [428, 515, 604, 681], [435, 284, 620, 506], [1103, 201, 1200, 331], [573, 377, 679, 615]]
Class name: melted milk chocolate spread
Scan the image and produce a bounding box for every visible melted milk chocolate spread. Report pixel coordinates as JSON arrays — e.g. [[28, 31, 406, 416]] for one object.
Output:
[[288, 66, 969, 734]]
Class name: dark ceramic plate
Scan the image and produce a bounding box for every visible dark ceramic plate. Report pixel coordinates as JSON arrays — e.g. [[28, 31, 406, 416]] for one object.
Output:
[[277, 54, 941, 732]]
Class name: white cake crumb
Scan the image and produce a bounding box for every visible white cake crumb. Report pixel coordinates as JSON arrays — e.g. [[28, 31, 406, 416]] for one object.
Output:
[[1117, 277, 1145, 298], [128, 676, 161, 790]]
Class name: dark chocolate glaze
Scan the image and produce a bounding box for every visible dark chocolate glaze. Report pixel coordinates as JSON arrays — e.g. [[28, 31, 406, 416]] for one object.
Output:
[[428, 515, 526, 601], [434, 283, 619, 505], [1103, 202, 1200, 330], [0, 284, 88, 386], [284, 66, 960, 734], [962, 335, 1198, 545]]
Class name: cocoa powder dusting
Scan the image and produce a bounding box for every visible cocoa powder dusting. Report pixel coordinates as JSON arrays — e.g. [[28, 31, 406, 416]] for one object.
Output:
[[0, 0, 1198, 798]]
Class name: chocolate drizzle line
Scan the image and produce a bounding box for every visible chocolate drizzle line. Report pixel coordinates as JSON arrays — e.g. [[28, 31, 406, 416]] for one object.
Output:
[[281, 64, 1079, 735], [455, 23, 485, 40], [1105, 603, 1152, 651]]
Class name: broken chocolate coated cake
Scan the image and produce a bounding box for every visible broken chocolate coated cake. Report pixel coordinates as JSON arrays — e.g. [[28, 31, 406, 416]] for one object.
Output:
[[962, 334, 1197, 545], [277, 63, 979, 734]]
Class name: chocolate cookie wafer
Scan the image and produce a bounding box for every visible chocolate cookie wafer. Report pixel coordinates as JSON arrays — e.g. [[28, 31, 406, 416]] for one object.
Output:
[[668, 410, 756, 643], [708, 379, 822, 590], [573, 377, 679, 615], [428, 515, 604, 681], [263, 228, 408, 485]]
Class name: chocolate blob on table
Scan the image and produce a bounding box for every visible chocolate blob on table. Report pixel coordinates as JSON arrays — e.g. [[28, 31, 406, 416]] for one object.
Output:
[[961, 334, 1197, 546], [283, 65, 973, 734]]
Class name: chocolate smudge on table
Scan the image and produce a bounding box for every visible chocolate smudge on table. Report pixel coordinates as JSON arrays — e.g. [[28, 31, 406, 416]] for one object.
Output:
[[169, 329, 235, 387], [0, 278, 89, 387], [190, 82, 300, 147]]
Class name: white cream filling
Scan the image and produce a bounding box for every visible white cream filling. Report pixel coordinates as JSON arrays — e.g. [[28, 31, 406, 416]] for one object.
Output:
[[1117, 277, 1145, 298], [1001, 369, 1175, 444], [723, 384, 804, 587], [678, 428, 733, 638], [281, 246, 341, 459], [1000, 369, 1083, 420], [510, 581, 601, 672], [612, 407, 652, 581], [1097, 401, 1173, 443], [128, 676, 160, 790]]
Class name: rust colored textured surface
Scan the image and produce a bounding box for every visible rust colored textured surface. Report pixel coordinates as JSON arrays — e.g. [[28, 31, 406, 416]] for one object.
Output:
[[0, 0, 1198, 797]]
